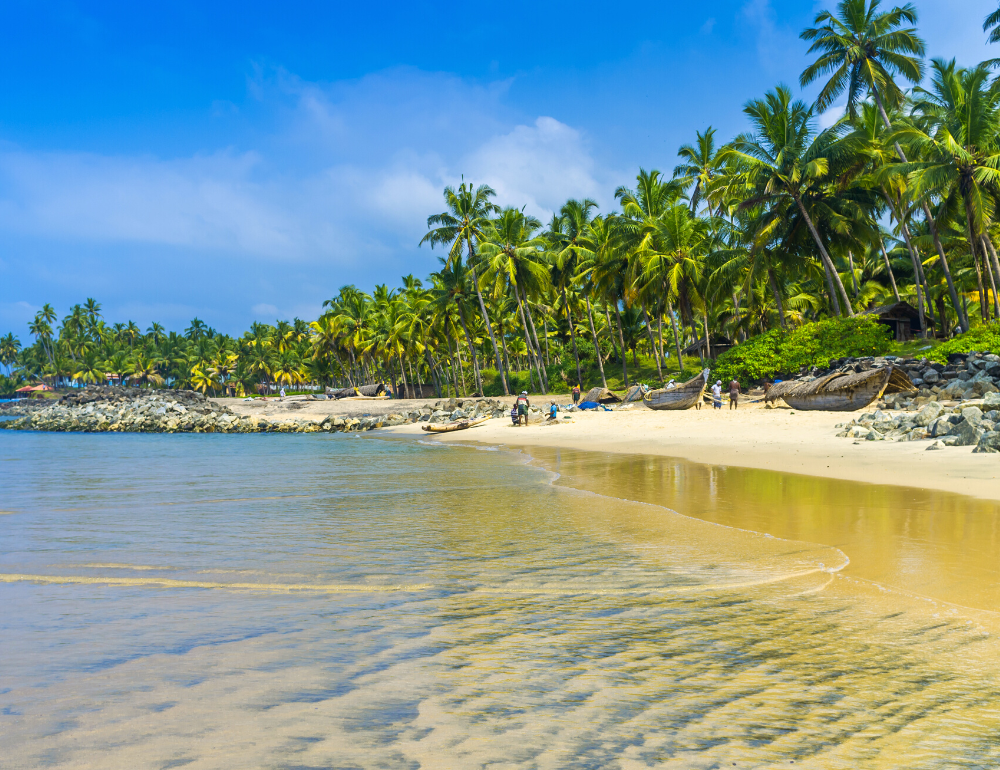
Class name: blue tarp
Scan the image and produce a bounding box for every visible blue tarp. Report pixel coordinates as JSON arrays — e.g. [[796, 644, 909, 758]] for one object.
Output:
[[577, 401, 611, 411]]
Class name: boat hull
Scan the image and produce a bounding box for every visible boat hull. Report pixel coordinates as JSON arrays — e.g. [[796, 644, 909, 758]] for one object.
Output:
[[765, 366, 914, 412], [421, 416, 490, 433], [643, 369, 710, 411]]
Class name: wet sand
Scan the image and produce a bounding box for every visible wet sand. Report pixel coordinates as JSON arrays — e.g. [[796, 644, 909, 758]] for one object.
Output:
[[381, 400, 1000, 502]]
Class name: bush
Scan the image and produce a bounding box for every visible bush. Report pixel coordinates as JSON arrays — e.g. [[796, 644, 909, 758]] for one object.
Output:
[[928, 323, 1000, 363], [711, 317, 894, 387]]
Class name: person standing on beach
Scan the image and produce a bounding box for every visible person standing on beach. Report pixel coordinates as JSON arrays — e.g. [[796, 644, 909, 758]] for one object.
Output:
[[711, 380, 722, 409], [279, 386, 286, 400], [516, 391, 530, 426], [729, 379, 740, 410], [572, 384, 581, 405]]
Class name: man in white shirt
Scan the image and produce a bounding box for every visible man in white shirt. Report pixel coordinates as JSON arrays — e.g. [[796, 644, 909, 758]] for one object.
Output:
[[711, 380, 722, 409]]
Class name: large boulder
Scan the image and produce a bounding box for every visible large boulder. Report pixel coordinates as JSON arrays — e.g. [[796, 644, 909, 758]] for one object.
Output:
[[914, 402, 942, 427], [922, 369, 941, 384], [983, 392, 1000, 409], [973, 431, 1000, 453], [951, 418, 986, 447]]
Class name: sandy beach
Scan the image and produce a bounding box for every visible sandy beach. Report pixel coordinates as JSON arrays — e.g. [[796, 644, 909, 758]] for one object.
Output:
[[362, 399, 1000, 503]]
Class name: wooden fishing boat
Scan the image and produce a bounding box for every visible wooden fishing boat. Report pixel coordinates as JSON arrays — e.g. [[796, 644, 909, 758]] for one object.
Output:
[[764, 365, 916, 411], [643, 369, 710, 410], [421, 416, 490, 433]]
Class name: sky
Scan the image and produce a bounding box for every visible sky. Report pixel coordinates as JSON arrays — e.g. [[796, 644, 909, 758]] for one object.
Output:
[[2, 0, 997, 337]]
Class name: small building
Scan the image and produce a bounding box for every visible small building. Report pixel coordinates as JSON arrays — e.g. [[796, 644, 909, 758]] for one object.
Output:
[[681, 334, 735, 359], [15, 384, 52, 398], [862, 301, 923, 341]]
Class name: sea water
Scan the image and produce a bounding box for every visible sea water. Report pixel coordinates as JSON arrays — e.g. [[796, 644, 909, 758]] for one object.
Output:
[[2, 431, 1000, 768]]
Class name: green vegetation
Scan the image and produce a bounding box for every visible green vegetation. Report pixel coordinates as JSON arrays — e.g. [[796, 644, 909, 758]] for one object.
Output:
[[5, 2, 1000, 398], [712, 318, 894, 387], [928, 323, 1000, 363]]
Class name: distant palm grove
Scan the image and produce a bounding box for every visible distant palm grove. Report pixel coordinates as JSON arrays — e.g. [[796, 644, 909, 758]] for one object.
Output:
[[5, 0, 1000, 399]]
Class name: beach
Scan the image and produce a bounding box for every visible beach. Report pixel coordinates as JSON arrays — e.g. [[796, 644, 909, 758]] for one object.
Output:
[[364, 398, 1000, 502]]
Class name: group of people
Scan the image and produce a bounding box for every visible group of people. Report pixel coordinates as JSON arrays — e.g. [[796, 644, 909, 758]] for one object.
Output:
[[509, 391, 560, 426]]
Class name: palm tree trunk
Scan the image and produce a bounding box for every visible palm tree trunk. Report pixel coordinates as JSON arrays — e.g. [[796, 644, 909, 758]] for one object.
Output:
[[793, 195, 851, 315], [466, 241, 508, 394], [666, 299, 684, 373], [560, 285, 583, 387], [847, 251, 860, 297], [982, 234, 1000, 319], [878, 240, 900, 302], [455, 310, 483, 395], [981, 236, 1000, 320], [603, 305, 619, 361], [767, 267, 787, 329], [583, 296, 607, 388], [515, 287, 544, 393], [965, 198, 990, 322], [703, 312, 712, 360], [522, 292, 549, 391], [453, 334, 468, 396], [872, 94, 967, 332], [883, 188, 931, 335], [396, 354, 408, 399], [613, 302, 629, 387], [641, 304, 663, 382]]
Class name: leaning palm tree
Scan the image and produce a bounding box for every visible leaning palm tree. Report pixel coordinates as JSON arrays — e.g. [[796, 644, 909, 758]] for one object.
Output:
[[800, 0, 966, 331], [673, 127, 723, 215], [721, 86, 855, 316], [420, 182, 509, 395]]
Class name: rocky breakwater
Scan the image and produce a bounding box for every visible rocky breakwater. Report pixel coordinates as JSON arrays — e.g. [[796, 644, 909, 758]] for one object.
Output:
[[835, 392, 1000, 453], [0, 388, 508, 435]]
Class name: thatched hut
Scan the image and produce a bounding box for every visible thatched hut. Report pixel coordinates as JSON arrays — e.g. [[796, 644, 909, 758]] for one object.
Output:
[[861, 301, 923, 341]]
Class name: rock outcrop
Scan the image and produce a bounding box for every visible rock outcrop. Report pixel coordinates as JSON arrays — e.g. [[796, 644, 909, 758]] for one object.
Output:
[[0, 388, 505, 434]]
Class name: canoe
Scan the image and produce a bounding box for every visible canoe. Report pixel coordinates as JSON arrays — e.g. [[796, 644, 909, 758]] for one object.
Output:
[[643, 369, 710, 410], [764, 365, 916, 411], [421, 416, 490, 433]]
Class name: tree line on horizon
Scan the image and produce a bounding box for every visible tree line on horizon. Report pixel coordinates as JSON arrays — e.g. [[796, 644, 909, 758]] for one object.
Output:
[[5, 0, 1000, 398]]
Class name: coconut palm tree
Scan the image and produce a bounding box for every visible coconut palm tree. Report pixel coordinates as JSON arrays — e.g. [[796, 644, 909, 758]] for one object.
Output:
[[800, 0, 967, 331], [674, 127, 723, 215], [0, 333, 21, 377], [421, 181, 509, 395], [722, 86, 855, 316]]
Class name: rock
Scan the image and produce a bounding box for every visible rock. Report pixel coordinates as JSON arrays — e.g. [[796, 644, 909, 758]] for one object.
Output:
[[951, 418, 986, 447], [928, 417, 954, 437], [914, 402, 942, 427], [962, 406, 984, 425], [984, 392, 1000, 409], [926, 441, 943, 451], [973, 431, 1000, 453], [922, 369, 941, 384]]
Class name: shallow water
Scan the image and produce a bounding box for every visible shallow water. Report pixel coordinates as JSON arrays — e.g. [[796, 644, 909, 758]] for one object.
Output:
[[2, 431, 1000, 768]]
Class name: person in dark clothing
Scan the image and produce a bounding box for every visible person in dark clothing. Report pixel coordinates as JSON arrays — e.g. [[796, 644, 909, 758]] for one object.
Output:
[[572, 384, 581, 405], [516, 391, 530, 426], [729, 379, 741, 409]]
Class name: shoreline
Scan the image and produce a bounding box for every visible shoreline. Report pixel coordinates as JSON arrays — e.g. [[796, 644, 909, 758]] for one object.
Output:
[[380, 401, 1000, 503]]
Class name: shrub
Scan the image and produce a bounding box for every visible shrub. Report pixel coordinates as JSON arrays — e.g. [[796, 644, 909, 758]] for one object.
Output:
[[928, 323, 1000, 362], [711, 317, 894, 387]]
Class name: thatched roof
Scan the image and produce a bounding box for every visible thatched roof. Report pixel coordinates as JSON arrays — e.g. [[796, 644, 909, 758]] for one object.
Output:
[[357, 383, 386, 397], [583, 386, 621, 404]]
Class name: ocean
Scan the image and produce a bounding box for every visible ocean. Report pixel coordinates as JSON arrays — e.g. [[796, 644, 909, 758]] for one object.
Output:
[[2, 430, 1000, 768]]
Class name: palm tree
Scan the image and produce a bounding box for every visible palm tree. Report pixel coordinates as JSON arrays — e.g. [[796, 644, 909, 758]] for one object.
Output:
[[478, 207, 551, 392], [722, 86, 855, 316], [185, 318, 208, 340], [421, 181, 509, 395], [800, 0, 967, 331], [674, 127, 723, 215], [899, 59, 1000, 321], [0, 333, 21, 377]]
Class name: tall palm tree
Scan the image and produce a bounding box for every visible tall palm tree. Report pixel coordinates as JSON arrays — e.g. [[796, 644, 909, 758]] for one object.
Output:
[[899, 59, 1000, 320], [421, 181, 509, 395], [674, 127, 723, 215], [722, 86, 855, 316], [478, 207, 551, 392], [800, 0, 967, 331]]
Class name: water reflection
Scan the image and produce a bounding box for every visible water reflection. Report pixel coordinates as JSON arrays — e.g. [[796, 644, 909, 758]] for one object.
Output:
[[1, 431, 1000, 768], [527, 447, 1000, 612]]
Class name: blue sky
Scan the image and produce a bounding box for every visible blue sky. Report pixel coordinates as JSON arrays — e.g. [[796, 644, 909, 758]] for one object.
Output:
[[2, 0, 996, 336]]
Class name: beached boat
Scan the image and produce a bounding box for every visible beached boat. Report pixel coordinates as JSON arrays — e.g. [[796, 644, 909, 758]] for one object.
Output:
[[764, 366, 916, 411], [421, 416, 490, 433], [582, 387, 621, 404], [643, 369, 710, 410]]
